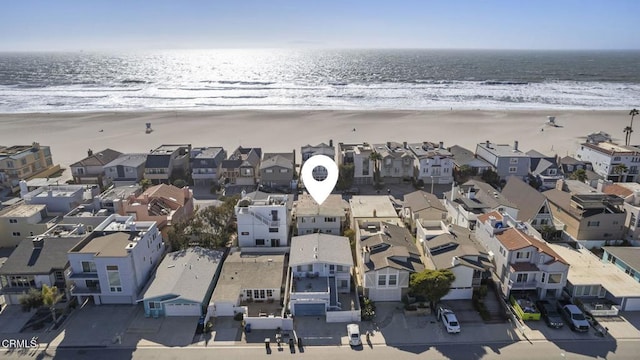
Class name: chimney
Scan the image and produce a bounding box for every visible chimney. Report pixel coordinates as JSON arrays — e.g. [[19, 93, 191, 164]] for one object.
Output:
[[32, 237, 44, 249], [403, 141, 408, 149], [373, 209, 377, 218], [485, 140, 490, 148], [363, 247, 370, 264], [19, 180, 28, 198], [513, 141, 519, 151], [183, 186, 190, 199], [329, 139, 333, 147], [596, 179, 606, 192], [88, 148, 93, 157], [439, 141, 444, 149], [387, 141, 391, 149], [555, 179, 565, 191], [634, 189, 640, 206]]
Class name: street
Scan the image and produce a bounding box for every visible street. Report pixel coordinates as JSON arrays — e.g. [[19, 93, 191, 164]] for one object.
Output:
[[5, 339, 640, 360]]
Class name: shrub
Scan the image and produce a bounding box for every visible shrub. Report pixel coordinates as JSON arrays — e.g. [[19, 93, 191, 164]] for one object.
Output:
[[361, 297, 376, 321], [404, 304, 417, 311], [19, 288, 43, 311]]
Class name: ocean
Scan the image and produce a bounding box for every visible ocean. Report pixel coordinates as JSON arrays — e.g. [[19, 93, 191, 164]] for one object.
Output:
[[0, 49, 639, 113]]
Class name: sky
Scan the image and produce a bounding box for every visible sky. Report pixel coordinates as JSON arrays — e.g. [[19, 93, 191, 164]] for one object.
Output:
[[1, 0, 639, 51]]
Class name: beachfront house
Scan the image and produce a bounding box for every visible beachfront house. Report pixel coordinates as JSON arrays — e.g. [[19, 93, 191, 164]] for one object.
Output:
[[225, 147, 262, 186], [337, 143, 374, 185], [66, 215, 164, 305], [260, 152, 295, 190], [543, 180, 626, 248], [527, 150, 563, 190], [576, 141, 640, 183], [444, 180, 518, 230], [0, 204, 58, 248], [103, 153, 148, 187], [598, 181, 640, 243], [448, 145, 492, 176], [475, 212, 569, 299], [113, 184, 194, 235], [294, 194, 348, 236], [422, 225, 492, 300], [500, 176, 554, 231], [22, 184, 100, 215], [235, 191, 292, 249], [144, 144, 192, 185], [70, 148, 122, 188], [372, 142, 415, 184], [0, 143, 57, 193], [140, 247, 225, 317], [475, 141, 531, 181], [550, 243, 640, 312], [301, 142, 335, 182], [190, 147, 226, 187], [559, 156, 593, 178], [408, 142, 454, 186], [288, 233, 354, 318], [402, 190, 447, 232], [0, 223, 89, 305]]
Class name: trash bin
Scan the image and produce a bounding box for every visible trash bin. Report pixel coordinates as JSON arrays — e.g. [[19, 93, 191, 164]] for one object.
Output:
[[245, 323, 252, 333]]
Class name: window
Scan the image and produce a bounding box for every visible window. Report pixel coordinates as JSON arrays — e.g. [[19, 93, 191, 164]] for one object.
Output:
[[389, 274, 397, 286], [541, 273, 547, 283], [507, 166, 517, 173], [548, 169, 557, 175], [149, 302, 160, 309], [256, 239, 265, 246], [378, 275, 387, 286], [548, 273, 562, 284], [587, 221, 600, 227], [516, 273, 528, 283], [82, 261, 97, 273], [269, 228, 278, 233], [246, 290, 252, 298], [9, 275, 35, 288], [531, 219, 537, 225], [516, 252, 530, 259], [9, 219, 17, 224], [265, 169, 273, 173], [324, 217, 337, 222], [6, 161, 13, 168], [107, 265, 122, 292], [280, 169, 288, 173], [12, 232, 21, 237], [614, 156, 621, 161], [267, 289, 273, 298], [241, 232, 249, 236], [510, 158, 519, 164]]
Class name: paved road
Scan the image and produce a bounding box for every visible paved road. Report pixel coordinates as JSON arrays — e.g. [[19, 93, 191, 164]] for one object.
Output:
[[5, 339, 640, 360]]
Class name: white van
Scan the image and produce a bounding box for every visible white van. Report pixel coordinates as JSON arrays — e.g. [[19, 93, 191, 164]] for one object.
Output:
[[347, 324, 361, 346]]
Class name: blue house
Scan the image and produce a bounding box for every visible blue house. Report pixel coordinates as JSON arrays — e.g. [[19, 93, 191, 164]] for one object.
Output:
[[140, 247, 225, 317], [602, 247, 640, 283]]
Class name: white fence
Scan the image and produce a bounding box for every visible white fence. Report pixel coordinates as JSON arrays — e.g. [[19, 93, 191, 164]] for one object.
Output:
[[245, 316, 293, 330], [326, 310, 361, 323]]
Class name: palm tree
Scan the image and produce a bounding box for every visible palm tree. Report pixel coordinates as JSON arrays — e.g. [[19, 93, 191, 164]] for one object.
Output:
[[369, 152, 383, 183], [613, 163, 628, 181], [42, 284, 64, 322], [627, 109, 640, 146]]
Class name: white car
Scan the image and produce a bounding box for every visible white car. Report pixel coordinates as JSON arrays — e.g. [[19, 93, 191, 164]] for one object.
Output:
[[438, 307, 461, 334], [347, 324, 361, 346]]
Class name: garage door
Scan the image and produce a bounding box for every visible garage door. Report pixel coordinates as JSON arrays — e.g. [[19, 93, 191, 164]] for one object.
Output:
[[294, 303, 326, 316], [623, 298, 640, 311], [442, 288, 473, 300], [164, 303, 201, 316], [369, 288, 401, 302]]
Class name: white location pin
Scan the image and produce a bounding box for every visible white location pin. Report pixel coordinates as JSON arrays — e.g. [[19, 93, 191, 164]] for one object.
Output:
[[301, 155, 339, 205]]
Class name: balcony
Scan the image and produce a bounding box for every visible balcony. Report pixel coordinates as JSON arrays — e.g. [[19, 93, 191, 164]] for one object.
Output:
[[70, 284, 101, 295], [68, 272, 99, 280], [509, 281, 538, 290]]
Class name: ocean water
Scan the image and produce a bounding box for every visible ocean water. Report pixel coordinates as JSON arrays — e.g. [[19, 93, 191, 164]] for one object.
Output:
[[0, 49, 639, 113]]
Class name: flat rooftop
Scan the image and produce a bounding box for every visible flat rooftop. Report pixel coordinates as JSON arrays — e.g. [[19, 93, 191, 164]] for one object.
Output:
[[350, 195, 398, 219], [549, 244, 640, 298], [477, 142, 529, 157], [295, 194, 348, 217], [75, 232, 138, 257], [0, 204, 46, 218], [150, 144, 190, 155], [211, 252, 284, 303], [100, 185, 142, 202]]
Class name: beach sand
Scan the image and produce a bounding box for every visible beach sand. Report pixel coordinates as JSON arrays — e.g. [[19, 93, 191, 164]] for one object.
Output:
[[0, 110, 629, 171]]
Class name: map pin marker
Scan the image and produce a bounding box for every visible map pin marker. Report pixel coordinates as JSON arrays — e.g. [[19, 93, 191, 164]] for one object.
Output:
[[301, 155, 339, 205]]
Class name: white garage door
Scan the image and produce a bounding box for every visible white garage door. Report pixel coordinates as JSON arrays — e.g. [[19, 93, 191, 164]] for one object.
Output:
[[369, 288, 401, 302], [624, 298, 640, 311], [442, 288, 473, 300], [164, 303, 201, 316]]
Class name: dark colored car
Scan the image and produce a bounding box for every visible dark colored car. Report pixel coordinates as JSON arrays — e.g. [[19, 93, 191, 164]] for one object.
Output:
[[536, 300, 564, 329]]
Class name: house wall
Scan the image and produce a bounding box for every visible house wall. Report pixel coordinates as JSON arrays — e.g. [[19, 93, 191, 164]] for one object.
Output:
[[442, 265, 474, 300], [105, 164, 145, 184], [379, 156, 414, 182], [415, 157, 454, 183], [296, 215, 343, 235], [575, 213, 626, 241], [623, 203, 640, 242], [0, 145, 54, 188], [576, 145, 640, 182], [353, 153, 374, 184], [245, 316, 293, 330], [475, 146, 530, 180], [260, 165, 292, 187], [0, 214, 51, 248], [602, 251, 640, 283], [236, 204, 289, 248]]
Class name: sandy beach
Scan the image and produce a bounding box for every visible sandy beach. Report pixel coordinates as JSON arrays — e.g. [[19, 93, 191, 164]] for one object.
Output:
[[0, 110, 630, 170]]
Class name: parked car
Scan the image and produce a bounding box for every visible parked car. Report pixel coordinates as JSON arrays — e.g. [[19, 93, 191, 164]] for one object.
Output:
[[536, 300, 564, 329], [557, 300, 589, 332], [347, 324, 361, 346], [437, 307, 461, 334]]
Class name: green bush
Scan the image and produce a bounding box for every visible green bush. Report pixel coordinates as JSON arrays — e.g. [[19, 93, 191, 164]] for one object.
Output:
[[361, 297, 376, 321], [19, 288, 43, 311]]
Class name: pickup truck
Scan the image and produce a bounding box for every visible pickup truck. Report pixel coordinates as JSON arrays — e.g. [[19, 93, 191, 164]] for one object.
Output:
[[557, 299, 590, 332]]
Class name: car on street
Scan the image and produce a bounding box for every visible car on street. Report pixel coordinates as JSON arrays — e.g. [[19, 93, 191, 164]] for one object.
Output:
[[347, 324, 361, 346], [437, 307, 461, 334], [536, 300, 564, 329]]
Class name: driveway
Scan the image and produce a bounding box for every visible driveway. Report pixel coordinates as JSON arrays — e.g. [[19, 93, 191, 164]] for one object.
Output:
[[0, 305, 34, 333], [50, 304, 137, 347]]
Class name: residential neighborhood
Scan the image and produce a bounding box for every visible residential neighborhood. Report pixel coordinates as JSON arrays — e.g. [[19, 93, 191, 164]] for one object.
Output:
[[3, 133, 640, 355]]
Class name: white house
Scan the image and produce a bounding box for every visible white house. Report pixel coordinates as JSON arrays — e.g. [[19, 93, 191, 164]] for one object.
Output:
[[355, 221, 424, 302], [408, 142, 454, 185], [294, 194, 348, 236], [475, 211, 569, 299], [288, 234, 354, 319], [66, 215, 164, 305], [235, 191, 292, 249], [576, 142, 640, 183], [103, 153, 148, 187], [337, 143, 374, 185]]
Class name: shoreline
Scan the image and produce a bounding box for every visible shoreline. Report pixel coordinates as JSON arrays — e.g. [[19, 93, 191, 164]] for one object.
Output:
[[0, 109, 632, 171]]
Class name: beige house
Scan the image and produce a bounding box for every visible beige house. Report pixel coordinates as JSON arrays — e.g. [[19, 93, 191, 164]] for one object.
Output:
[[0, 143, 57, 192], [543, 181, 626, 248], [337, 143, 374, 185], [70, 148, 122, 187], [114, 184, 194, 236], [372, 142, 415, 184], [349, 195, 402, 227], [402, 190, 447, 232], [0, 204, 58, 247], [294, 194, 349, 235]]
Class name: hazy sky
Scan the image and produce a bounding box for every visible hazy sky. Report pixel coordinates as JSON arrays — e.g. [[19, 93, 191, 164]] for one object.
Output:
[[2, 0, 639, 51]]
